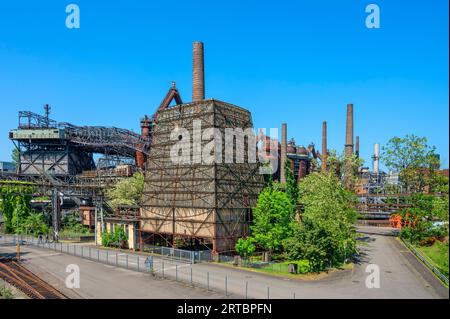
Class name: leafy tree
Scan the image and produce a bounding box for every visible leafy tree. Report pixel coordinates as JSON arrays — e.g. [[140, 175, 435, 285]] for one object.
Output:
[[106, 172, 144, 209], [235, 237, 256, 259], [326, 150, 363, 190], [284, 172, 357, 272], [400, 193, 448, 243], [60, 212, 91, 237], [250, 188, 294, 253], [284, 159, 299, 209], [381, 135, 439, 193], [11, 148, 20, 170], [0, 182, 34, 233], [19, 212, 50, 236]]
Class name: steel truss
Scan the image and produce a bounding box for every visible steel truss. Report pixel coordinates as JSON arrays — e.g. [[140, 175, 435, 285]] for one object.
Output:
[[140, 99, 265, 253]]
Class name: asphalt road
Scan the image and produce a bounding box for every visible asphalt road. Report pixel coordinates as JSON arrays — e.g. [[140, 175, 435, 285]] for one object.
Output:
[[0, 243, 225, 299], [1, 229, 447, 299]]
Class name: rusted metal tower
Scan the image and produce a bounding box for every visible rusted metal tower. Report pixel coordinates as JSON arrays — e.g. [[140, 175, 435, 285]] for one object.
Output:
[[140, 42, 265, 253], [140, 99, 264, 253]]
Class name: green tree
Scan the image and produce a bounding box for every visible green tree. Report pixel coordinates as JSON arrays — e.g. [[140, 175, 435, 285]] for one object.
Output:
[[235, 237, 256, 259], [11, 148, 20, 170], [400, 193, 448, 243], [326, 150, 363, 190], [381, 135, 439, 193], [106, 172, 144, 209], [0, 182, 34, 233], [284, 172, 357, 272], [19, 212, 50, 236], [250, 188, 294, 253], [284, 159, 299, 209]]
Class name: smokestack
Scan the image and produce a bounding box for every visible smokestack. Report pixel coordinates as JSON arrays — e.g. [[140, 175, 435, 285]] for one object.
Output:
[[136, 115, 152, 169], [192, 41, 205, 102], [280, 123, 287, 183], [345, 103, 354, 158], [355, 136, 360, 158], [373, 143, 380, 174], [322, 121, 327, 171]]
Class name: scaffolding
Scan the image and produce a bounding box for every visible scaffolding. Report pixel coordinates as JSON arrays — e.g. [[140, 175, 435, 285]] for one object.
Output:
[[140, 99, 265, 253]]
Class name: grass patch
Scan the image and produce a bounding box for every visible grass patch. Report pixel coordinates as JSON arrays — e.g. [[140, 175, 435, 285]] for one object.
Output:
[[415, 240, 449, 278], [59, 229, 93, 238], [234, 260, 353, 279]]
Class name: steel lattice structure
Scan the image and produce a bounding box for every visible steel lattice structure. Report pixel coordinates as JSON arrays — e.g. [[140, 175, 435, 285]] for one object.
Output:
[[16, 111, 150, 157], [10, 111, 151, 176], [140, 99, 265, 253]]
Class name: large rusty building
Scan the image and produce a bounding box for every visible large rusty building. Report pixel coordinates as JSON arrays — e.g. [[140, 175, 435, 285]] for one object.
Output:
[[139, 42, 265, 253]]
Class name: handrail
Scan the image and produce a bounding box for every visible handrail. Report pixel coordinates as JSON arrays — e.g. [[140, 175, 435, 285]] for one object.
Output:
[[400, 237, 449, 286]]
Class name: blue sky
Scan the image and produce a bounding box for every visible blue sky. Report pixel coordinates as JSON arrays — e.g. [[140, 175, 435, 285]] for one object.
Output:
[[0, 0, 448, 170]]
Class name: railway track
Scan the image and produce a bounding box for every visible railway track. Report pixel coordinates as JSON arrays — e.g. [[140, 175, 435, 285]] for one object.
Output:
[[0, 258, 67, 299]]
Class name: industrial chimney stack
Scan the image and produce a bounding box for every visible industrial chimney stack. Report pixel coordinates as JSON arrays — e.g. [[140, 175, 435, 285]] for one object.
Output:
[[345, 103, 354, 158], [322, 121, 327, 171], [355, 136, 360, 158], [372, 143, 380, 174], [192, 41, 205, 102], [280, 123, 287, 183]]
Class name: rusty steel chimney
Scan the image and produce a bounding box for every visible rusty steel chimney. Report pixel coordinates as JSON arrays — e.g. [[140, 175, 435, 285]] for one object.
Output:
[[280, 123, 287, 183], [322, 121, 327, 171], [345, 103, 354, 158], [192, 41, 205, 102], [355, 135, 360, 158], [136, 115, 151, 169]]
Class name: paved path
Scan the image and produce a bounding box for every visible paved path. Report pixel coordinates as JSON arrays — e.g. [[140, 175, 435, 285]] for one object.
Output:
[[0, 243, 226, 299], [1, 229, 447, 299]]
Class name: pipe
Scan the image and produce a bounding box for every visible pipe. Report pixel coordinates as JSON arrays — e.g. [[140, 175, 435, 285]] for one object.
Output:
[[192, 41, 205, 102]]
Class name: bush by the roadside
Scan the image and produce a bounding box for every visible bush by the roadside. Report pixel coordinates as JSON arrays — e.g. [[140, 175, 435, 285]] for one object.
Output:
[[0, 284, 14, 299]]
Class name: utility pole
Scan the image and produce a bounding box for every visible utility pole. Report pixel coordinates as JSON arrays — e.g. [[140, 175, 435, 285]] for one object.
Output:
[[94, 205, 98, 245], [16, 210, 20, 261], [52, 188, 60, 242]]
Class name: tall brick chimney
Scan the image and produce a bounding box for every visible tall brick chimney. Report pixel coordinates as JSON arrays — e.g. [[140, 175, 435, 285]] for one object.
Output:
[[192, 41, 205, 102], [345, 103, 354, 158], [355, 135, 360, 158], [322, 121, 327, 171], [280, 123, 287, 183]]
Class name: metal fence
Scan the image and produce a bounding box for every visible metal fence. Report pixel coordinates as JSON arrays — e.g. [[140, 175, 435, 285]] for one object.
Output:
[[400, 237, 449, 286], [143, 244, 213, 263], [0, 234, 305, 298]]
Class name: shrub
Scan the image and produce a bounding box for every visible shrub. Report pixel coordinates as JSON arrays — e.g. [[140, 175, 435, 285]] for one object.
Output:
[[0, 285, 14, 299], [101, 226, 128, 248]]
